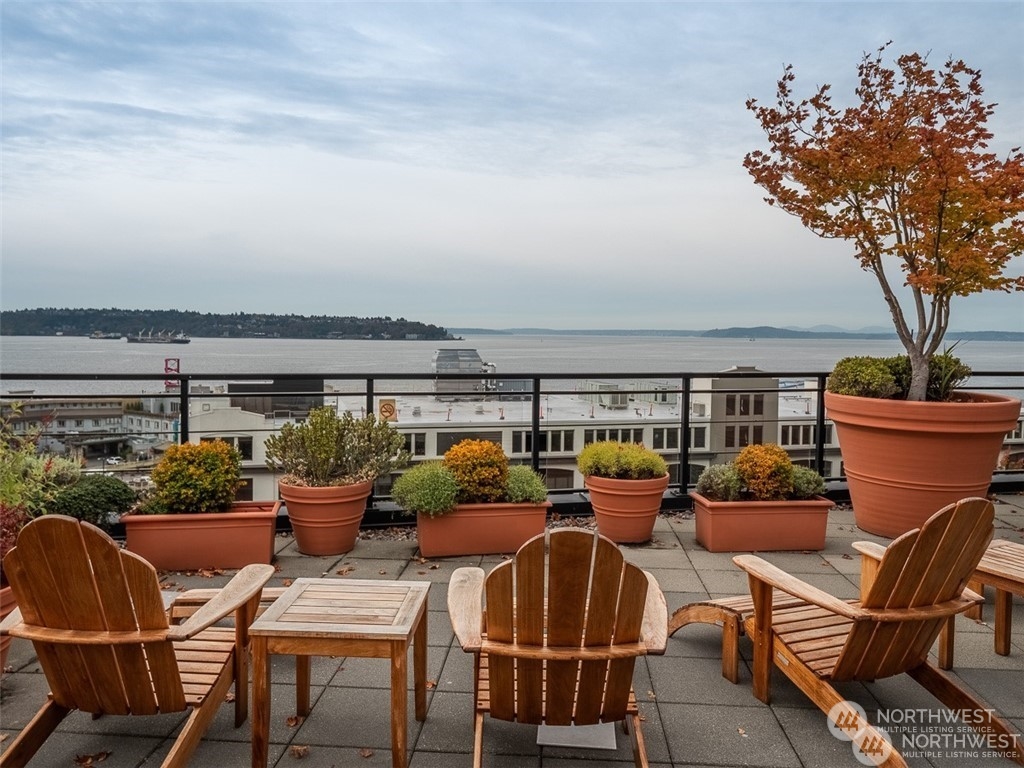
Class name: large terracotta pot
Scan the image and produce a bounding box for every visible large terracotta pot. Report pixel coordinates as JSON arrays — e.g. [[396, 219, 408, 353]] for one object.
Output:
[[279, 480, 373, 556], [122, 501, 281, 571], [690, 491, 834, 552], [416, 501, 551, 558], [825, 391, 1021, 538], [584, 474, 670, 544], [0, 584, 15, 674]]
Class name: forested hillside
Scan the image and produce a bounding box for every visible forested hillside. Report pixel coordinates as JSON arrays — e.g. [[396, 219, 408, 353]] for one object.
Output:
[[0, 308, 453, 340]]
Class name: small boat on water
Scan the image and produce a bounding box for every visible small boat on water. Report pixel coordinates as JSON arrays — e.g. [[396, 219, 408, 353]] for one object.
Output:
[[126, 330, 191, 344], [89, 331, 123, 340]]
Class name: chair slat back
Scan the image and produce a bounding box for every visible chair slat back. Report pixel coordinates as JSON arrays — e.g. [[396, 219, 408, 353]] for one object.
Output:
[[483, 529, 648, 726], [3, 516, 186, 714], [832, 498, 994, 681]]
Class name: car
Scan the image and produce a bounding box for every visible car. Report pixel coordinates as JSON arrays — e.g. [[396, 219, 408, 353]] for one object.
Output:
[[105, 457, 123, 465]]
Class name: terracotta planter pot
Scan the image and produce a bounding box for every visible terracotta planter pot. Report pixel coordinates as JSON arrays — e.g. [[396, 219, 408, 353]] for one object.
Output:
[[122, 501, 281, 571], [0, 584, 15, 674], [585, 474, 670, 544], [416, 501, 551, 558], [825, 391, 1021, 538], [279, 480, 373, 556], [691, 491, 834, 552]]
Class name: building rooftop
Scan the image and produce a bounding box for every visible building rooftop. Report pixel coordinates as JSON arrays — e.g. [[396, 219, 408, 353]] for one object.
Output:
[[1, 498, 1022, 767]]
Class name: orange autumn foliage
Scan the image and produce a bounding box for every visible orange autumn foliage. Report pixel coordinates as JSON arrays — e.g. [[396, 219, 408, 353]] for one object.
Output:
[[744, 42, 1024, 401]]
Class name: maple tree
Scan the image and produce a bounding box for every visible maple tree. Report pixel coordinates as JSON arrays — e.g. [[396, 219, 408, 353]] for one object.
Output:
[[744, 42, 1024, 401]]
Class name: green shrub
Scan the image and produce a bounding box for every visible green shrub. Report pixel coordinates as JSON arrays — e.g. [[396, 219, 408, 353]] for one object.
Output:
[[505, 464, 549, 504], [392, 441, 549, 517], [0, 410, 81, 518], [577, 441, 668, 480], [50, 474, 137, 528], [140, 440, 241, 514], [826, 356, 899, 398], [695, 444, 826, 502], [791, 466, 827, 499], [694, 464, 742, 501], [391, 462, 459, 518], [827, 352, 971, 401], [264, 407, 409, 487]]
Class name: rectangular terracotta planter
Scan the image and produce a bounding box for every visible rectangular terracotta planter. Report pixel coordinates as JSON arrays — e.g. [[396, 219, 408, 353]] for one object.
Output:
[[690, 492, 833, 553], [416, 502, 551, 558], [122, 500, 281, 571]]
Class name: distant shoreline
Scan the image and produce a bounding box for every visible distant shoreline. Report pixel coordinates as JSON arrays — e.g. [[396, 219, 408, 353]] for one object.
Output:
[[448, 327, 1024, 342], [1, 307, 1020, 343]]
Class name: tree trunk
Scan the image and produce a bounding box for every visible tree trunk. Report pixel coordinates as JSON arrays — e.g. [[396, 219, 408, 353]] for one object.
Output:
[[906, 348, 930, 402]]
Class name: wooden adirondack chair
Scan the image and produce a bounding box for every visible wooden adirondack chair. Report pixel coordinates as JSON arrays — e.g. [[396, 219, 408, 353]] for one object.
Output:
[[447, 528, 668, 768], [0, 515, 274, 768], [733, 497, 1023, 768]]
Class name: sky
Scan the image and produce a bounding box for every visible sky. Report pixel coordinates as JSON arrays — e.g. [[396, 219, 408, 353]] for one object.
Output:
[[1, 1, 1022, 333]]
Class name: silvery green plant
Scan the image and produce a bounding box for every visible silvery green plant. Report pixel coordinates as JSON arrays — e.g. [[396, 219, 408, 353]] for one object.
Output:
[[264, 407, 409, 487]]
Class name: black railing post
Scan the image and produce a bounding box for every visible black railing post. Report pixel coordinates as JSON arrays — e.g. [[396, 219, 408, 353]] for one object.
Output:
[[178, 376, 190, 443], [531, 377, 541, 472], [815, 373, 828, 476], [680, 375, 692, 490], [366, 378, 374, 419]]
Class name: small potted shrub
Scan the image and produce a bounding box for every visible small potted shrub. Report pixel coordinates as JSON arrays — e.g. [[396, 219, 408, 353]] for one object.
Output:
[[690, 443, 832, 552], [576, 440, 669, 543], [0, 407, 82, 672], [123, 440, 281, 570], [51, 474, 136, 530], [392, 439, 550, 557], [0, 503, 29, 672], [264, 407, 410, 555]]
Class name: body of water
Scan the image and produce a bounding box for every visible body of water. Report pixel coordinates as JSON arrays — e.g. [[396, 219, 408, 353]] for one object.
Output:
[[0, 334, 1020, 395]]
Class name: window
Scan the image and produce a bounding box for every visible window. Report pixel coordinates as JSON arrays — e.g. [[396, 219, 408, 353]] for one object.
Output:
[[754, 394, 764, 415], [725, 395, 736, 416], [437, 431, 502, 455], [236, 437, 253, 461], [739, 395, 750, 416], [691, 426, 706, 448], [653, 429, 664, 450], [404, 433, 426, 456], [739, 425, 749, 447], [725, 426, 735, 448]]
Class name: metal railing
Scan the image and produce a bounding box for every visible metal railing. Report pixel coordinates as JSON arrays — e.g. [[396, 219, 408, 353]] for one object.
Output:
[[3, 369, 1022, 504]]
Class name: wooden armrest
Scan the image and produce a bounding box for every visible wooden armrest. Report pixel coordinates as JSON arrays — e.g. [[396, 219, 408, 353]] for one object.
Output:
[[166, 564, 275, 642], [858, 594, 983, 622], [733, 555, 863, 620], [169, 586, 286, 624], [641, 571, 668, 655], [447, 567, 484, 652], [852, 541, 887, 561], [0, 606, 22, 636]]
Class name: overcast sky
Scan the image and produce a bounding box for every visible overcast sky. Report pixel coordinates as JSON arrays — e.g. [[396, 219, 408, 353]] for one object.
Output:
[[2, 1, 1022, 332]]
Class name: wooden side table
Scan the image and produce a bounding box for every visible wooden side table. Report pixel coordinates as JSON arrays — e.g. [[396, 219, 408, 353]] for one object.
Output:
[[939, 538, 1024, 668], [250, 578, 429, 768], [966, 539, 1024, 656]]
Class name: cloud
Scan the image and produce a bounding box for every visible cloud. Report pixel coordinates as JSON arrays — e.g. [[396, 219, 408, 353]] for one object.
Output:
[[2, 1, 1022, 332]]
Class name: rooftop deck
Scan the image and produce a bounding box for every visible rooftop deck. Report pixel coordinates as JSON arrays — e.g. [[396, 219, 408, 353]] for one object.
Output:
[[2, 498, 1022, 767]]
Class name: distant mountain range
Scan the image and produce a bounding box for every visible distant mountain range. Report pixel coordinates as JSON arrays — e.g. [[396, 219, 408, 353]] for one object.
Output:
[[450, 326, 1023, 341]]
